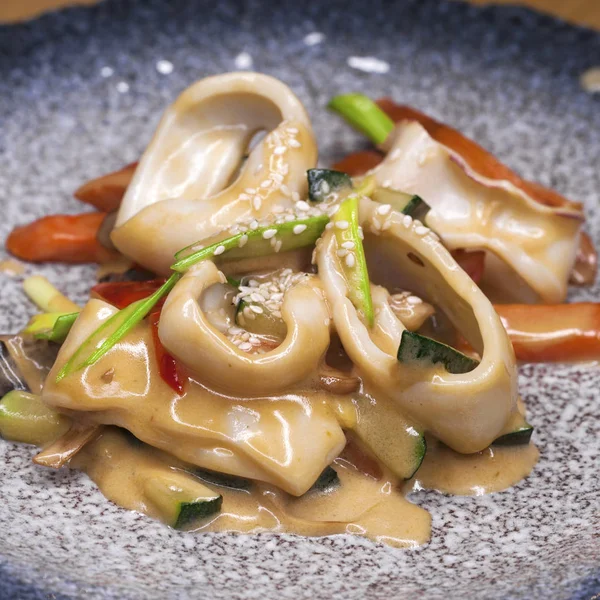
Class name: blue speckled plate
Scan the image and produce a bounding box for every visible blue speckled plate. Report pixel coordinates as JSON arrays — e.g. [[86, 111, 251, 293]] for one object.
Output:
[[0, 1, 599, 598]]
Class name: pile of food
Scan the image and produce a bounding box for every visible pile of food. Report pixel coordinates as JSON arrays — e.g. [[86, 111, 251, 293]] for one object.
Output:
[[1, 73, 596, 547]]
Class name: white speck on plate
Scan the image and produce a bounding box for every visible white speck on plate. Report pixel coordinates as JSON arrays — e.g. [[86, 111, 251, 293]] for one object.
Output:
[[234, 52, 253, 70], [580, 67, 600, 93], [156, 59, 174, 75], [100, 66, 114, 78], [304, 32, 325, 46], [116, 81, 130, 93], [347, 56, 390, 74]]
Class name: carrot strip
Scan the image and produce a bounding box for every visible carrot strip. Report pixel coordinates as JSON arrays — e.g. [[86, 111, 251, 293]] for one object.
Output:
[[495, 303, 600, 363], [91, 278, 166, 309], [6, 213, 118, 264], [451, 250, 486, 284], [332, 150, 384, 177], [74, 162, 137, 212]]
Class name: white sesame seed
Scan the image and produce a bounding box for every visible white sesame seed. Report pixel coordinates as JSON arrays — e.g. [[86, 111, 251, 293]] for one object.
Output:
[[372, 220, 382, 231], [407, 296, 423, 305], [272, 205, 284, 213], [228, 326, 244, 335], [390, 148, 402, 160], [272, 310, 282, 318], [249, 336, 261, 345], [248, 279, 259, 287], [345, 253, 356, 268], [274, 146, 286, 155], [250, 305, 264, 314], [358, 226, 364, 240], [280, 184, 291, 197], [428, 231, 440, 242], [260, 179, 272, 188], [325, 222, 334, 230], [238, 193, 250, 201], [335, 220, 349, 230], [250, 292, 263, 303], [413, 220, 423, 228], [285, 214, 295, 222], [293, 224, 307, 235], [286, 127, 299, 134], [382, 179, 392, 188], [275, 240, 283, 252], [116, 81, 129, 93], [213, 245, 226, 256], [341, 241, 355, 249], [156, 59, 174, 75], [262, 229, 277, 239], [292, 192, 301, 203], [289, 139, 301, 148], [234, 52, 253, 70], [295, 200, 310, 211], [415, 226, 429, 236], [377, 204, 392, 215], [337, 249, 348, 257], [403, 215, 413, 227], [249, 220, 259, 230], [381, 221, 391, 231], [239, 342, 253, 351], [245, 188, 256, 195], [238, 234, 248, 248]]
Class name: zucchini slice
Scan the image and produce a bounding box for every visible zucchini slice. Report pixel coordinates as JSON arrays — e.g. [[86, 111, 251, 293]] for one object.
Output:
[[372, 187, 431, 223], [307, 465, 340, 494], [307, 169, 353, 203], [143, 473, 223, 530], [493, 413, 534, 446], [234, 300, 286, 340], [0, 390, 71, 446], [24, 312, 79, 344], [193, 467, 252, 491], [397, 330, 479, 375]]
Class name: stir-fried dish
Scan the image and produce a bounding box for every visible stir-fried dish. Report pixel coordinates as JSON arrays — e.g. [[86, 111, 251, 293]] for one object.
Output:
[[1, 73, 597, 547]]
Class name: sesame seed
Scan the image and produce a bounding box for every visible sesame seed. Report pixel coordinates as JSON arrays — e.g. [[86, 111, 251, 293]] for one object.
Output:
[[345, 253, 356, 268], [291, 191, 300, 202], [280, 184, 291, 197], [325, 222, 334, 230], [253, 196, 262, 210], [286, 127, 299, 134], [403, 215, 413, 227], [245, 188, 256, 195], [390, 148, 402, 160], [382, 179, 392, 188], [238, 193, 250, 201], [239, 342, 253, 351], [415, 226, 429, 236], [358, 227, 364, 240], [260, 180, 272, 188], [428, 231, 440, 242], [289, 139, 301, 148], [296, 200, 310, 211], [249, 336, 261, 345], [249, 279, 259, 287], [228, 326, 244, 335], [372, 220, 382, 231], [275, 240, 283, 252], [273, 205, 284, 213], [377, 204, 392, 215], [341, 241, 355, 249], [407, 296, 423, 305], [335, 220, 349, 230], [262, 229, 277, 239], [213, 245, 226, 256], [381, 221, 391, 231], [293, 224, 307, 235], [250, 305, 264, 314], [337, 249, 348, 257], [250, 220, 259, 230], [274, 146, 286, 155], [238, 234, 248, 248]]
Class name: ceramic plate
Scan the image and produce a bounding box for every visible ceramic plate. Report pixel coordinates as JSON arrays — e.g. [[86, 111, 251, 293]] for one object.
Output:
[[0, 1, 599, 598]]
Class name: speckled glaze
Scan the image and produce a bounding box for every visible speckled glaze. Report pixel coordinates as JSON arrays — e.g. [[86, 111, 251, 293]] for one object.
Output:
[[0, 1, 599, 598]]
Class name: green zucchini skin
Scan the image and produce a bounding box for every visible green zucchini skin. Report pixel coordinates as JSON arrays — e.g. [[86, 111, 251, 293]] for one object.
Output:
[[307, 169, 353, 203], [397, 330, 479, 375], [493, 424, 534, 446], [193, 467, 253, 491], [307, 466, 340, 493], [401, 195, 430, 222], [406, 436, 427, 480], [174, 496, 223, 530]]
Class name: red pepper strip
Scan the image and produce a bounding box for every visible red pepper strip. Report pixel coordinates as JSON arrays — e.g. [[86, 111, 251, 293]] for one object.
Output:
[[494, 303, 600, 363], [149, 310, 185, 395], [451, 250, 486, 284], [91, 278, 166, 309], [332, 149, 384, 177], [74, 162, 138, 213], [6, 213, 119, 264]]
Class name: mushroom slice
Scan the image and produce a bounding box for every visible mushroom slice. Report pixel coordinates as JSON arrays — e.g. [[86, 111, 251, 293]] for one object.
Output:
[[158, 262, 331, 396], [370, 121, 583, 303], [317, 197, 518, 453], [111, 73, 317, 275]]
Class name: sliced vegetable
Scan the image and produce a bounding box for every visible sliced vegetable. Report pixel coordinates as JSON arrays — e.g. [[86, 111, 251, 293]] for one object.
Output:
[[495, 303, 600, 363], [143, 474, 223, 530], [333, 196, 374, 327], [328, 94, 394, 145], [451, 250, 486, 285], [74, 162, 137, 212], [372, 188, 431, 222], [172, 215, 329, 273], [91, 279, 167, 309], [332, 150, 384, 177], [350, 395, 426, 480], [193, 467, 252, 491], [24, 312, 79, 344], [0, 390, 71, 446], [56, 273, 181, 382], [33, 424, 101, 468], [0, 340, 28, 396], [307, 168, 352, 203], [234, 300, 286, 340], [493, 412, 533, 446], [23, 276, 80, 313], [7, 213, 119, 264], [307, 466, 340, 494], [397, 330, 479, 374], [149, 310, 185, 395]]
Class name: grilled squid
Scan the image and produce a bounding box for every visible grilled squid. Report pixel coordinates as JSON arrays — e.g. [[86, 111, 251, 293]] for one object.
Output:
[[111, 73, 317, 274], [317, 196, 518, 453], [370, 122, 583, 303]]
